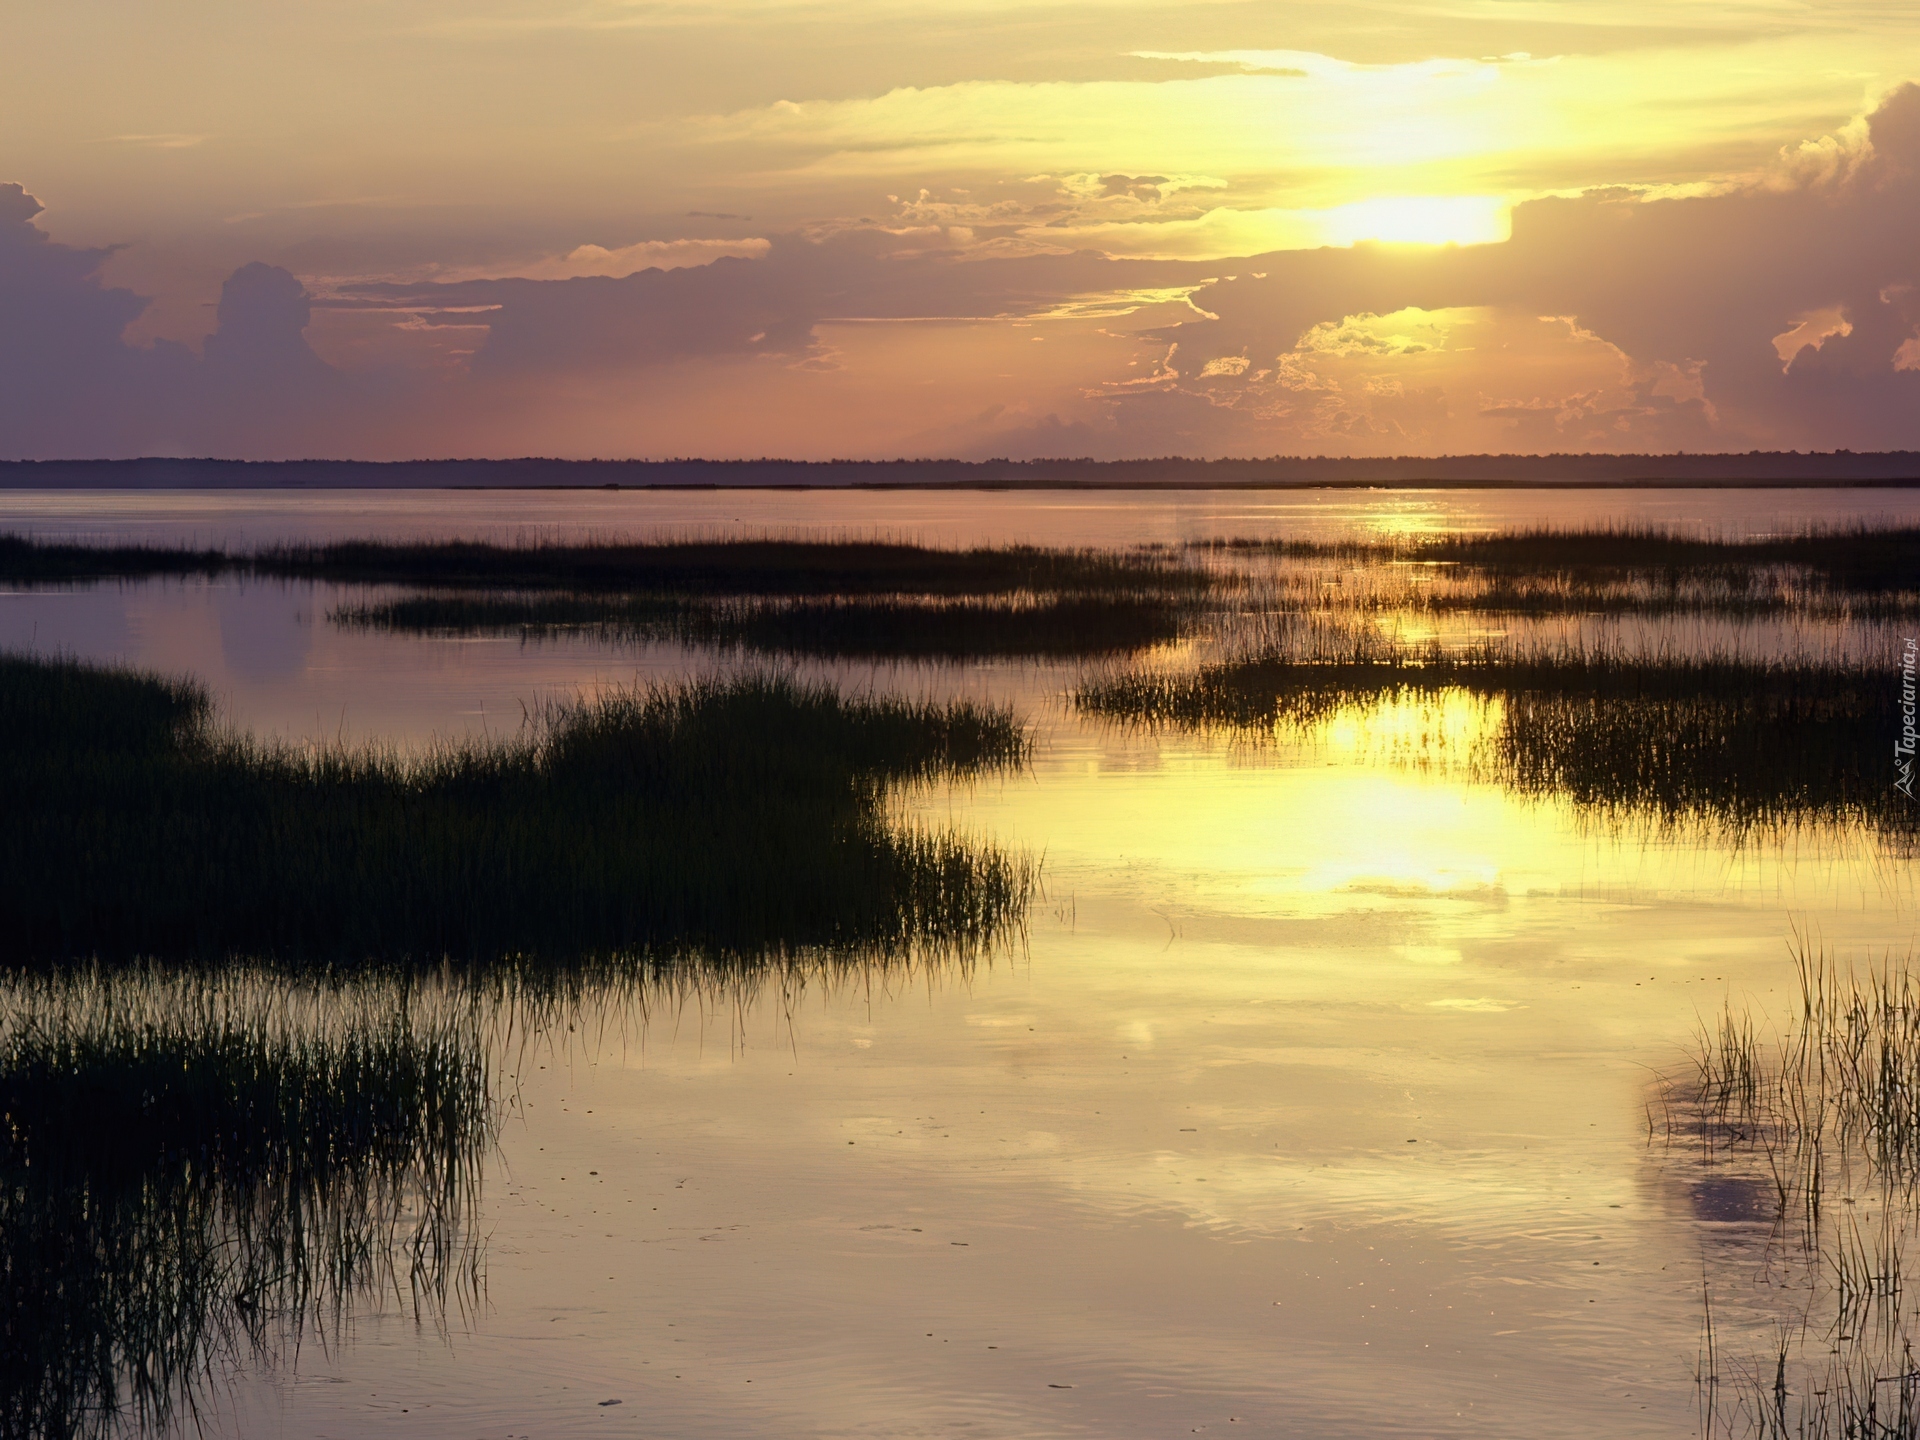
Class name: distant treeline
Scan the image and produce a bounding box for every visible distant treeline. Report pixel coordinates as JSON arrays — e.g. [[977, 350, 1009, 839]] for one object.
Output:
[[4, 453, 1920, 490]]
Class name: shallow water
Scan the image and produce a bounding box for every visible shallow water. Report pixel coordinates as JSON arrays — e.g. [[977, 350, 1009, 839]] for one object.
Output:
[[2, 488, 1914, 1438]]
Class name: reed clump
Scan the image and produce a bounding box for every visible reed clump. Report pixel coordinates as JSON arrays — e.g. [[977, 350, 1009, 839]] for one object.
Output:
[[0, 966, 490, 1440], [0, 653, 1034, 967], [332, 590, 1197, 659]]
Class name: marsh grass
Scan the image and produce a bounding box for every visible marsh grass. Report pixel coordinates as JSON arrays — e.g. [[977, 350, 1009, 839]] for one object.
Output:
[[1196, 522, 1920, 594], [1685, 947, 1920, 1232], [1672, 944, 1920, 1438], [1292, 571, 1920, 621], [0, 653, 1034, 967], [0, 966, 490, 1440], [1076, 630, 1907, 838], [1195, 523, 1920, 621], [0, 536, 238, 586], [1438, 577, 1920, 621], [1416, 524, 1919, 596], [0, 534, 1206, 597], [331, 590, 1199, 659]]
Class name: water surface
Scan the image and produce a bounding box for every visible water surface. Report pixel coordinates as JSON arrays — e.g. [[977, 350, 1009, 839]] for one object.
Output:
[[2, 487, 1912, 1438]]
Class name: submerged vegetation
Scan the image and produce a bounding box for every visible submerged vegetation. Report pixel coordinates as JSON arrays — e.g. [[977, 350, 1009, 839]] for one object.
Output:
[[0, 653, 1033, 967], [0, 967, 489, 1440]]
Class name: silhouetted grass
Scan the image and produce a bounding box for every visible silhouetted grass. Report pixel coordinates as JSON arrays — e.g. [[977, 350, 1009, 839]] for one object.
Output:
[[1197, 522, 1920, 596], [0, 653, 1034, 967], [0, 535, 238, 585], [1077, 634, 1874, 724], [332, 590, 1195, 659], [1424, 524, 1920, 594], [1495, 683, 1893, 834], [1674, 943, 1920, 1437], [0, 967, 489, 1440], [0, 534, 1205, 597], [1329, 574, 1920, 620], [1078, 637, 1910, 837]]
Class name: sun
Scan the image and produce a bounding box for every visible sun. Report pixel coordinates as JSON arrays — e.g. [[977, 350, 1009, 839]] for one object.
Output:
[[1317, 194, 1511, 248]]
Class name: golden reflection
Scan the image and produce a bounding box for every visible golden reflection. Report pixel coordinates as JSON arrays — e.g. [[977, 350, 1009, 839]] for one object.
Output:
[[1302, 686, 1496, 771]]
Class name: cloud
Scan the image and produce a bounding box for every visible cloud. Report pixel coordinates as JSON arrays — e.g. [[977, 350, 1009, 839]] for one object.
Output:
[[1047, 83, 1920, 454], [665, 41, 1866, 213], [0, 181, 178, 456], [1772, 307, 1853, 370], [329, 227, 1196, 377], [7, 85, 1920, 459], [490, 237, 772, 280], [0, 185, 355, 458]]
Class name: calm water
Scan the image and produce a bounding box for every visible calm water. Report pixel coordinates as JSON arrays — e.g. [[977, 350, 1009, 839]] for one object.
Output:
[[3, 488, 1914, 1439]]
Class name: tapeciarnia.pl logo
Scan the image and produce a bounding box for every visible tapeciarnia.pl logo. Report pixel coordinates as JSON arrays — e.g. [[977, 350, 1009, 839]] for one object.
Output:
[[1900, 636, 1918, 799]]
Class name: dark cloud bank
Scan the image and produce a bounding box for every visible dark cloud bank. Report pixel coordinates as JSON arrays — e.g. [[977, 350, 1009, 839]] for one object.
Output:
[[7, 85, 1920, 463]]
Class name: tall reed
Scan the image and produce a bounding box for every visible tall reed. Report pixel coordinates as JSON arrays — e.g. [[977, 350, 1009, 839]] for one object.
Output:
[[0, 966, 490, 1440], [1678, 944, 1920, 1437]]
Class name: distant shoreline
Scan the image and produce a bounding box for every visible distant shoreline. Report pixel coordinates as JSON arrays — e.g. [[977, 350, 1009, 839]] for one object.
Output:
[[497, 478, 1920, 492], [4, 456, 1920, 490]]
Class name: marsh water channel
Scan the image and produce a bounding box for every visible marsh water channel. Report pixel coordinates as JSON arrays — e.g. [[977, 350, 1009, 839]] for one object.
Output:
[[3, 487, 1918, 1439]]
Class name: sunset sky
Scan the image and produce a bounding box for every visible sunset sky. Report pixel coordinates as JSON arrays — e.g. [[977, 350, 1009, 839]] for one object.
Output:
[[5, 0, 1920, 460]]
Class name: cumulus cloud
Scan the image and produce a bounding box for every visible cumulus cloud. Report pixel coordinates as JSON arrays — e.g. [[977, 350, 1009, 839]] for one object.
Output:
[[7, 85, 1920, 459], [0, 184, 353, 458], [1011, 83, 1920, 456], [330, 228, 1195, 377]]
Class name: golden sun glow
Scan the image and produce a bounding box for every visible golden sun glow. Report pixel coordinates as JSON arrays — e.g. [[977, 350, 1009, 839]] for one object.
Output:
[[1312, 195, 1512, 248]]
